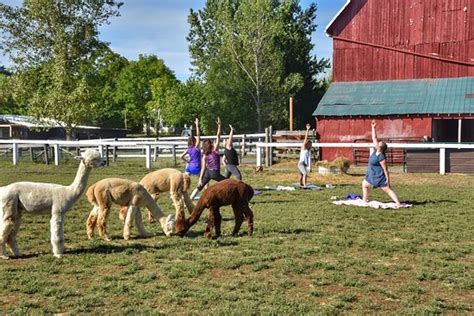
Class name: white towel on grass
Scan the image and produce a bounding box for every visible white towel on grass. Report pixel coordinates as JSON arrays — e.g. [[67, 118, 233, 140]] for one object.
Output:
[[333, 199, 412, 209]]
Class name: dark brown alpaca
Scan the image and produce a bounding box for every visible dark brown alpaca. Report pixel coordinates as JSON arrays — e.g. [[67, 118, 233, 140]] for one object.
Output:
[[175, 179, 254, 238]]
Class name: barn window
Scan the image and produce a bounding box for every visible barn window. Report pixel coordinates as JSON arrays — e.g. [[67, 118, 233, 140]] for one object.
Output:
[[433, 119, 474, 142]]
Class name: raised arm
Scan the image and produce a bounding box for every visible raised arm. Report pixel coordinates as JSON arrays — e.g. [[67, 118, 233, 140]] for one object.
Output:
[[301, 123, 310, 150], [194, 117, 200, 148], [214, 117, 221, 151], [371, 120, 378, 147], [226, 124, 234, 149], [198, 155, 206, 185]]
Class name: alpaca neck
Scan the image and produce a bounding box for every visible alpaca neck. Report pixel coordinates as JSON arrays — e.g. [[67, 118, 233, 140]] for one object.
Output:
[[68, 161, 91, 197], [187, 201, 206, 227]]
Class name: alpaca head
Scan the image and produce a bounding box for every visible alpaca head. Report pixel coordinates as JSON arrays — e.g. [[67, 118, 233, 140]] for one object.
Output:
[[76, 149, 106, 168], [175, 217, 189, 237]]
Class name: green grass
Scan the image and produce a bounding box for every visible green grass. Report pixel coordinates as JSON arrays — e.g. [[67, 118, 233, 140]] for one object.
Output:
[[0, 158, 472, 314]]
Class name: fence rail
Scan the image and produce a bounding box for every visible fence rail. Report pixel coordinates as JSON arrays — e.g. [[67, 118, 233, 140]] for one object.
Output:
[[255, 142, 474, 175], [0, 133, 266, 168]]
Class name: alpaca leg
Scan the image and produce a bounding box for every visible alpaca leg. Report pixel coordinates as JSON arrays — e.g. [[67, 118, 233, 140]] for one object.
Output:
[[183, 192, 194, 214], [134, 207, 147, 238], [123, 205, 135, 240], [242, 204, 254, 236], [214, 208, 222, 238], [0, 217, 15, 259], [50, 211, 65, 258], [119, 206, 128, 224], [86, 205, 99, 239], [97, 206, 111, 241], [231, 204, 244, 236], [204, 208, 215, 238], [6, 213, 22, 257], [171, 192, 186, 227], [147, 193, 159, 223]]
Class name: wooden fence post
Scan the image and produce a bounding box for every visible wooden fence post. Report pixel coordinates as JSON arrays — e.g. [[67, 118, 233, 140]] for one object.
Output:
[[113, 146, 117, 163], [44, 144, 49, 165], [256, 144, 262, 167], [268, 125, 273, 166], [12, 142, 18, 165], [439, 148, 446, 175], [264, 127, 269, 167], [105, 145, 109, 167], [145, 145, 152, 169], [153, 146, 159, 162], [53, 144, 60, 166], [29, 147, 34, 161], [172, 145, 177, 166]]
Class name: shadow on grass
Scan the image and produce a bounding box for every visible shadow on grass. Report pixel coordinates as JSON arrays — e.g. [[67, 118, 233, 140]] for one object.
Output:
[[404, 199, 458, 205]]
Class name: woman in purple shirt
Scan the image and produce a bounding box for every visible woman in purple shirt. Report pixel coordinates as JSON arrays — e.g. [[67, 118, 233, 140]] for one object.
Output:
[[181, 118, 201, 176], [190, 117, 226, 199]]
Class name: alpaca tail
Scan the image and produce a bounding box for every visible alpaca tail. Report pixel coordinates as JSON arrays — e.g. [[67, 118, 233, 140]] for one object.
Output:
[[86, 184, 97, 205], [182, 172, 191, 192]]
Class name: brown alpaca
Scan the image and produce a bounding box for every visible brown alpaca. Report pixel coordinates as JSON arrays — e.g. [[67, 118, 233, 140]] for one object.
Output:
[[119, 168, 193, 226], [86, 178, 171, 241], [175, 179, 254, 238]]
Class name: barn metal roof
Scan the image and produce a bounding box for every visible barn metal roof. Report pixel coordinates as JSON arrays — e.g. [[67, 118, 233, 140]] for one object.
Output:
[[313, 77, 474, 117]]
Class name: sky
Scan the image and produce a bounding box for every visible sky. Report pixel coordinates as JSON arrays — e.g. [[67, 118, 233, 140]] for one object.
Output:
[[0, 0, 347, 81]]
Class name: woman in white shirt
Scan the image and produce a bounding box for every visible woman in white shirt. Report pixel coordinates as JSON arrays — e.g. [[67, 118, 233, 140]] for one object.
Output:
[[298, 124, 312, 187]]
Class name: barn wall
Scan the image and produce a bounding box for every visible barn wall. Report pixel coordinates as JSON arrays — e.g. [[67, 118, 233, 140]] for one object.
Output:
[[330, 0, 474, 82], [316, 116, 432, 161]]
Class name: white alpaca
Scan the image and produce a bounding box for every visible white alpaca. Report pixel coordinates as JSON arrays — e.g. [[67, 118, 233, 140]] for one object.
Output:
[[0, 149, 105, 259]]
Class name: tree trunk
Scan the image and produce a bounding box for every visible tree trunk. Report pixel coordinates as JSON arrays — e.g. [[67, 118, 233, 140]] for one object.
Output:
[[256, 90, 262, 132]]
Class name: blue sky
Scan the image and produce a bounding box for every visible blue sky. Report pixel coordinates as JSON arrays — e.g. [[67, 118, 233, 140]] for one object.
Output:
[[0, 0, 347, 81]]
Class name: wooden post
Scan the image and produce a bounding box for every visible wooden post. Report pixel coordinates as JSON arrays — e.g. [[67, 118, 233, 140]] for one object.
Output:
[[44, 144, 49, 165], [113, 146, 117, 163], [12, 142, 18, 165], [458, 119, 462, 143], [264, 127, 269, 167], [145, 145, 152, 169], [98, 145, 104, 157], [53, 144, 60, 166], [241, 134, 246, 161], [153, 146, 159, 162], [439, 148, 446, 175], [29, 147, 34, 161], [268, 125, 273, 166], [105, 145, 109, 167], [256, 144, 262, 167], [172, 145, 177, 166], [289, 96, 294, 131]]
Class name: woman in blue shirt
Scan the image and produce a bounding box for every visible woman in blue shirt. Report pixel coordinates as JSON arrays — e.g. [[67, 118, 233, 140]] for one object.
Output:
[[362, 120, 401, 207]]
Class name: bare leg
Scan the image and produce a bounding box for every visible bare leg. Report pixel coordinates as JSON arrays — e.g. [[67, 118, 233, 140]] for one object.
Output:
[[50, 211, 65, 258], [362, 179, 371, 203], [86, 205, 99, 239], [382, 187, 401, 206], [190, 188, 199, 200]]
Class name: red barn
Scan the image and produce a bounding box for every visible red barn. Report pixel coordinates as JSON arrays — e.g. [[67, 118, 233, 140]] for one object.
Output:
[[313, 0, 474, 172]]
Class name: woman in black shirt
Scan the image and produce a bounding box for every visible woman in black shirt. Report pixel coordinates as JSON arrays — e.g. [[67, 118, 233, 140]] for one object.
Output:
[[223, 125, 242, 180]]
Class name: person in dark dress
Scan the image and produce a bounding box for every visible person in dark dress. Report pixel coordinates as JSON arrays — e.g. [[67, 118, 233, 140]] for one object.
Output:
[[223, 124, 242, 180], [190, 117, 226, 199], [362, 120, 402, 207]]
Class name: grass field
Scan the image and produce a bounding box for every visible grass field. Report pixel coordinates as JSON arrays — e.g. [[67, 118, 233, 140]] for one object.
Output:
[[0, 158, 472, 314]]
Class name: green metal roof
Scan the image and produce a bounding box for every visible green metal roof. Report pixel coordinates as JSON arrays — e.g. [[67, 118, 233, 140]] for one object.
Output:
[[313, 77, 474, 117]]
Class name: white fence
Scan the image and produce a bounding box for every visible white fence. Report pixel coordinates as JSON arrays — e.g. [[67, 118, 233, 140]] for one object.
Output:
[[0, 133, 266, 169], [255, 142, 474, 175]]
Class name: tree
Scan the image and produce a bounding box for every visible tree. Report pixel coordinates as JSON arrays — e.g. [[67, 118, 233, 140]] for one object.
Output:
[[115, 54, 177, 134], [0, 0, 122, 138], [187, 0, 329, 131]]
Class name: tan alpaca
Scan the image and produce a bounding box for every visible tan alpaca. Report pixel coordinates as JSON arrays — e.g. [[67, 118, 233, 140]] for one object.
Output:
[[0, 149, 105, 259], [119, 168, 194, 227], [86, 178, 171, 241]]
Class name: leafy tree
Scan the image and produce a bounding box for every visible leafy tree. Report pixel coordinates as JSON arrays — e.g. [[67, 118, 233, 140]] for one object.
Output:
[[0, 0, 122, 138], [187, 0, 329, 131], [115, 54, 177, 134]]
